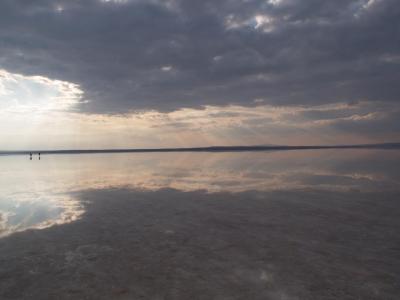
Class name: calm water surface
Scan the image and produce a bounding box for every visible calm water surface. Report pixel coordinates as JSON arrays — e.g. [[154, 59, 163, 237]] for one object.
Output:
[[1, 149, 400, 299], [0, 149, 399, 237]]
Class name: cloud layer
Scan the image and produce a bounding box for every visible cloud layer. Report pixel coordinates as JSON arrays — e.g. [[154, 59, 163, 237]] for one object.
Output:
[[0, 0, 399, 114]]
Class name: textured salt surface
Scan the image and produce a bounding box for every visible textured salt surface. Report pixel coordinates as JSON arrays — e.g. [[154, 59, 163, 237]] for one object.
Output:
[[0, 188, 399, 299]]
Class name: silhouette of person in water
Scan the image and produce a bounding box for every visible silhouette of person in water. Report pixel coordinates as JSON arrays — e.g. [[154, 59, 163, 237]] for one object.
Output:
[[38, 152, 41, 160], [30, 152, 32, 160]]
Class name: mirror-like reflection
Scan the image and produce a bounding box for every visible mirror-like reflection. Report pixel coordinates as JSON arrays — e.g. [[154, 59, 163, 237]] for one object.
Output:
[[0, 149, 399, 236]]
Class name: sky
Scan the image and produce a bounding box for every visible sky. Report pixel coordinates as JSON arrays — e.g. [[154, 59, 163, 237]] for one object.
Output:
[[0, 0, 399, 149]]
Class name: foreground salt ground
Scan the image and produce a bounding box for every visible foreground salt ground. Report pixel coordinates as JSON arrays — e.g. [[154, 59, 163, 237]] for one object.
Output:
[[0, 188, 399, 300]]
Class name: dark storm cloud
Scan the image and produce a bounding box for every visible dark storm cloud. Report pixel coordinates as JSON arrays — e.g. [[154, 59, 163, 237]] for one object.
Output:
[[0, 0, 399, 114]]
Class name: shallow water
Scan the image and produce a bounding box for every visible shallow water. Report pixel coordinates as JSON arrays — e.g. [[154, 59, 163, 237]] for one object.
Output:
[[1, 149, 400, 299], [0, 149, 399, 237]]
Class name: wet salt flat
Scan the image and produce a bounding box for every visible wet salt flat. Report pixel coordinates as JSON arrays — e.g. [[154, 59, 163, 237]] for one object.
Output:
[[0, 150, 399, 299]]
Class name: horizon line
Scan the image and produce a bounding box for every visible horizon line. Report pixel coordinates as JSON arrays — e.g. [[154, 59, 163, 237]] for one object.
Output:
[[1, 142, 400, 155]]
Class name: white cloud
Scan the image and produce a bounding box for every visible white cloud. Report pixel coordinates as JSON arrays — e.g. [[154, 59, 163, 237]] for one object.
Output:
[[225, 13, 275, 32], [268, 0, 284, 6], [0, 69, 83, 113], [161, 65, 173, 72]]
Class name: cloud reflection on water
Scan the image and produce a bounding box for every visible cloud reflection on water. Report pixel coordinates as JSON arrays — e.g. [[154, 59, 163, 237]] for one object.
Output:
[[0, 149, 399, 236]]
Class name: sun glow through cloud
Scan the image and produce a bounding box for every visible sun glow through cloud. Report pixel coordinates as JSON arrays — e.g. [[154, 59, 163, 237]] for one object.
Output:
[[0, 69, 84, 150], [0, 69, 82, 113], [0, 67, 398, 151], [0, 0, 397, 150]]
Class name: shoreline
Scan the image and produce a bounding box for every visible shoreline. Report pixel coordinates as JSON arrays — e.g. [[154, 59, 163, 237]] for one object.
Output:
[[1, 142, 400, 156]]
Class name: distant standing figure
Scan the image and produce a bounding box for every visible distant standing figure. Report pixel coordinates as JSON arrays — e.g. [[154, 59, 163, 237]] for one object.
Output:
[[30, 152, 32, 160], [38, 152, 41, 160]]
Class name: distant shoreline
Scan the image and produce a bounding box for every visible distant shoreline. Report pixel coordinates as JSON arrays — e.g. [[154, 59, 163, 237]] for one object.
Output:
[[1, 143, 399, 156]]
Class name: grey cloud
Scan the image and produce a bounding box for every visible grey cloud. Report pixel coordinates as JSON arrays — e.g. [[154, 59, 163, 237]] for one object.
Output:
[[0, 0, 399, 116], [299, 109, 358, 121], [330, 110, 400, 136]]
